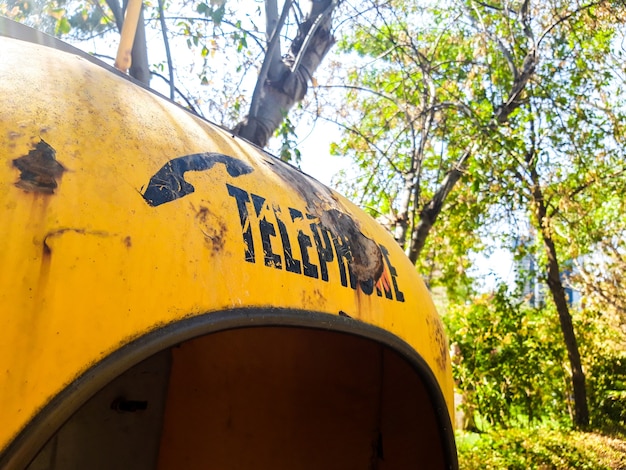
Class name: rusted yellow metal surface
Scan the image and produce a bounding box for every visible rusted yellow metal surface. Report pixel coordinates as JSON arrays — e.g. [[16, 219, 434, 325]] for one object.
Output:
[[0, 30, 455, 466]]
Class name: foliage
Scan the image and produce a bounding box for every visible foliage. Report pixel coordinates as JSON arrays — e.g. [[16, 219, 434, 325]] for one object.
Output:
[[329, 0, 626, 268], [416, 181, 484, 301], [275, 114, 302, 164], [576, 307, 626, 429], [446, 285, 570, 429], [561, 176, 626, 328], [330, 0, 492, 261], [445, 277, 626, 431], [587, 354, 626, 429], [1, 0, 61, 32], [457, 428, 626, 470]]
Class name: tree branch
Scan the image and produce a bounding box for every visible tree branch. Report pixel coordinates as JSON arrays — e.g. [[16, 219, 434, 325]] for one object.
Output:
[[150, 71, 202, 115], [157, 0, 175, 99], [291, 0, 337, 73], [467, 0, 519, 80], [264, 0, 283, 76], [408, 148, 472, 263], [234, 0, 338, 147], [248, 0, 292, 119]]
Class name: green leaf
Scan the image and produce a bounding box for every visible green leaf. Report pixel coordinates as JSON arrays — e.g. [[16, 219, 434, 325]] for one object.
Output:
[[56, 16, 71, 35]]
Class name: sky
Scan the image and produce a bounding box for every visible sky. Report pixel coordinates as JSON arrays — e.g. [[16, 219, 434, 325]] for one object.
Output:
[[285, 120, 346, 185]]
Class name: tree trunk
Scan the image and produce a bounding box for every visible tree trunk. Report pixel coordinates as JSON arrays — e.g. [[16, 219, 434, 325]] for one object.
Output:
[[128, 5, 150, 85], [394, 172, 415, 247], [407, 150, 470, 263], [532, 182, 590, 428], [234, 0, 336, 148]]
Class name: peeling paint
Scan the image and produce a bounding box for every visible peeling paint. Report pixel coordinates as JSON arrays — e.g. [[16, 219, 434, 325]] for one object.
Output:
[[263, 157, 384, 286], [12, 140, 65, 194], [321, 208, 384, 284]]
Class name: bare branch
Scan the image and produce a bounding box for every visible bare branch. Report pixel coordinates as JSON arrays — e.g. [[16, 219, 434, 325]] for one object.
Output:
[[150, 71, 202, 115], [537, 1, 605, 48], [157, 0, 175, 100]]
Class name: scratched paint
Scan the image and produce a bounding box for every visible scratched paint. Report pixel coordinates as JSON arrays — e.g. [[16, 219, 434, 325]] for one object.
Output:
[[142, 153, 253, 206]]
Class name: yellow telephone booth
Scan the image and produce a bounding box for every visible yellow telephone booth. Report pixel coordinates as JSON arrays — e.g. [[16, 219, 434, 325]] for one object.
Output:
[[0, 18, 457, 469]]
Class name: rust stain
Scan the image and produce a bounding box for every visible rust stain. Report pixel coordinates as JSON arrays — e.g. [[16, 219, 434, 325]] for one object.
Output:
[[36, 229, 112, 309], [375, 267, 393, 295], [300, 288, 328, 309], [193, 203, 227, 254], [426, 314, 450, 372], [13, 140, 65, 194], [42, 228, 111, 256], [264, 157, 384, 285], [312, 288, 326, 307]]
